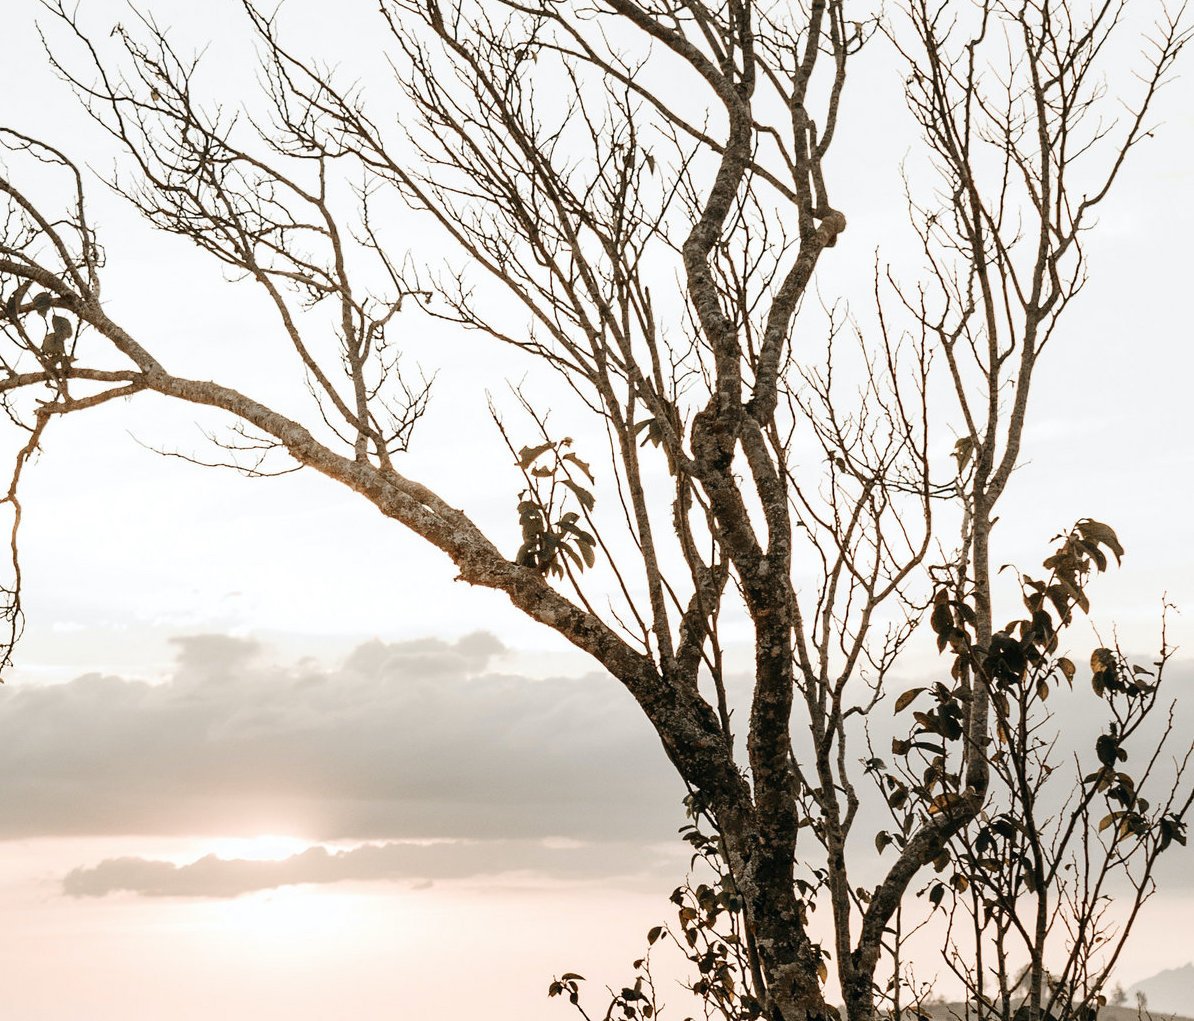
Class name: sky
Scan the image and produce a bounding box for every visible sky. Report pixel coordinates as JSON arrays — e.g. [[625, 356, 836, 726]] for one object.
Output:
[[2, 1, 1194, 1018]]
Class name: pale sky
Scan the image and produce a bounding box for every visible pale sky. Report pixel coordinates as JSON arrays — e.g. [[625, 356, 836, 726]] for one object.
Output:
[[2, 1, 1193, 1018]]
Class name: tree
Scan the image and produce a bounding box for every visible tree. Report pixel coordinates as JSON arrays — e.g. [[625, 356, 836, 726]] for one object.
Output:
[[0, 2, 1189, 1020]]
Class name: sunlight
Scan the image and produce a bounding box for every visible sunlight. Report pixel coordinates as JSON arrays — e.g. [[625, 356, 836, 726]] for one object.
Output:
[[204, 834, 312, 862], [211, 885, 351, 940]]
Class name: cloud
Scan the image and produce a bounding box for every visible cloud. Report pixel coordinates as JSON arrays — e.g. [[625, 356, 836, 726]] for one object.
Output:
[[0, 632, 685, 844], [63, 837, 687, 898], [14, 629, 1190, 897]]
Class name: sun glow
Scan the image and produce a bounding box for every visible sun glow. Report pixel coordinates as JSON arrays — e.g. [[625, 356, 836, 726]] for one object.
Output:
[[205, 834, 313, 861]]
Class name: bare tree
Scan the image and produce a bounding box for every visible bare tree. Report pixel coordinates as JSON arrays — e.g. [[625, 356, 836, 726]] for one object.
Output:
[[0, 2, 1188, 1020]]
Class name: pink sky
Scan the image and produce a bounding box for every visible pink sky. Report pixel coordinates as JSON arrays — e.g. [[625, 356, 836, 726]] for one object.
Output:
[[2, 1, 1193, 1017]]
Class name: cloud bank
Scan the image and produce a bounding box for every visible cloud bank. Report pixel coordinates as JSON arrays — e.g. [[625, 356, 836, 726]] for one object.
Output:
[[10, 630, 1189, 899], [0, 632, 685, 844]]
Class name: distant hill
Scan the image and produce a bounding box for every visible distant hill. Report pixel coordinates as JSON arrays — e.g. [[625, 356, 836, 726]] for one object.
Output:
[[921, 1002, 1191, 1021], [1128, 962, 1194, 1016]]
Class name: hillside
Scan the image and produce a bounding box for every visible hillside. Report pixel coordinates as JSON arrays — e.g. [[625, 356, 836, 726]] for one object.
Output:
[[1128, 963, 1194, 1017], [920, 1005, 1191, 1021]]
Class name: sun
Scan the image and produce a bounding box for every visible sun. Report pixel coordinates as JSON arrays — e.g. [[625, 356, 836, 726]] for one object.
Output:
[[205, 834, 312, 861]]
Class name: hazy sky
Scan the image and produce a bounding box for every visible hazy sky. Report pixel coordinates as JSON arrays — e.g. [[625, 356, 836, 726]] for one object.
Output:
[[2, 0, 1193, 1018]]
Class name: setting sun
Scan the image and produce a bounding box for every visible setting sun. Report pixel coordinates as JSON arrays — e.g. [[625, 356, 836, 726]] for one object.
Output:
[[205, 835, 313, 862]]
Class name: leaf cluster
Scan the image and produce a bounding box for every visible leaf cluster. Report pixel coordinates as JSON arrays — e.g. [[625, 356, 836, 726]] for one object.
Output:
[[0, 281, 76, 379], [513, 437, 598, 578]]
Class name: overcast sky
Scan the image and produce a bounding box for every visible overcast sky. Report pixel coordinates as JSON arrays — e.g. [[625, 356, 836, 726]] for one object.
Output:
[[2, 0, 1193, 1018]]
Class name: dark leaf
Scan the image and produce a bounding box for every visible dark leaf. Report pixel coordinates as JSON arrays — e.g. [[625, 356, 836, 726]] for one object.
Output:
[[517, 442, 554, 468], [562, 451, 594, 481], [1076, 518, 1124, 565], [1057, 656, 1076, 685]]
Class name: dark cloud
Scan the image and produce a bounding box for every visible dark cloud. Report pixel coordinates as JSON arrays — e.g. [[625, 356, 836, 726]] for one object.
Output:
[[63, 838, 687, 898], [0, 632, 685, 843]]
